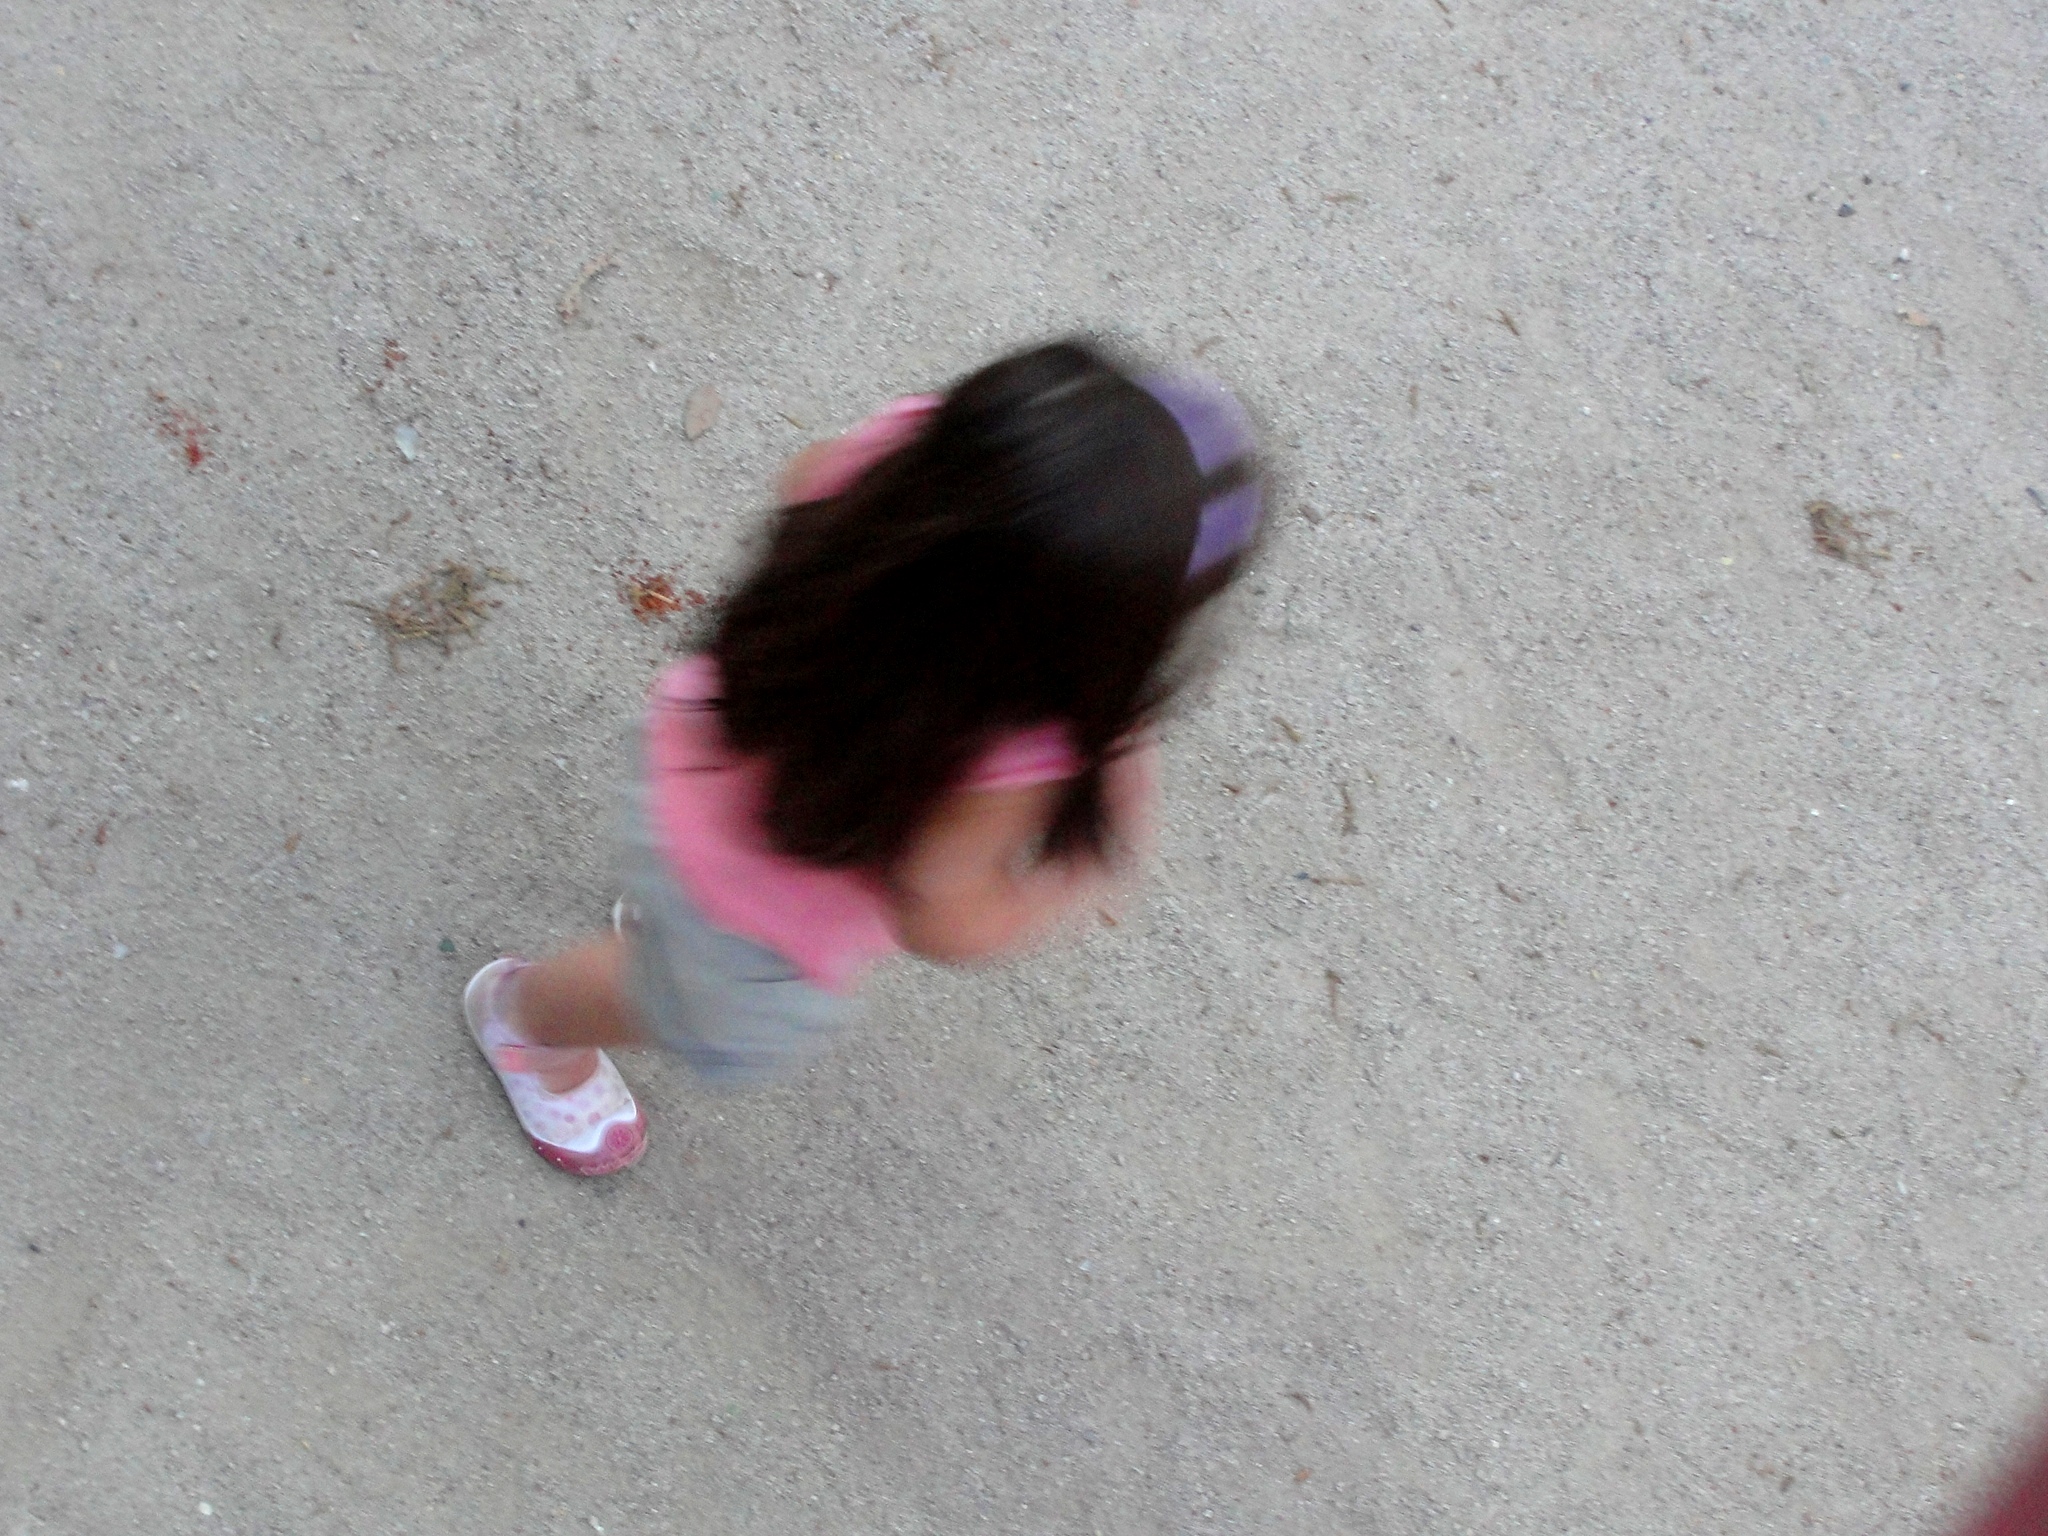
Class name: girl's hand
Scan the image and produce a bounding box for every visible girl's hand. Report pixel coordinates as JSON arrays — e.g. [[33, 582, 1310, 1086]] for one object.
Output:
[[886, 743, 1159, 964], [1100, 736, 1161, 864], [885, 782, 1103, 963]]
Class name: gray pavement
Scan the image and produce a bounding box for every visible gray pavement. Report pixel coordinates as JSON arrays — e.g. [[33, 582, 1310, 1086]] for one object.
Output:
[[4, 3, 2047, 1532]]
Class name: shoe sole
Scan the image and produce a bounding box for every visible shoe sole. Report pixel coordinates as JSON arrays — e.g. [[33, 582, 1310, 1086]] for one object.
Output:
[[531, 1111, 648, 1177]]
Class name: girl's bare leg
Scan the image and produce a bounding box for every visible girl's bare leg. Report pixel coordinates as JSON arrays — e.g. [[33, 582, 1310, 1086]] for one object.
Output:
[[507, 935, 652, 1092]]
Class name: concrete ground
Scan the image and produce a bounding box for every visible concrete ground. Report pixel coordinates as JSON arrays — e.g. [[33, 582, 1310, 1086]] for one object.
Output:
[[4, 2, 2047, 1532]]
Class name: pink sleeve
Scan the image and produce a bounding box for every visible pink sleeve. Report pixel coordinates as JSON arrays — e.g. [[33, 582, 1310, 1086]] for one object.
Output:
[[784, 395, 942, 503], [962, 724, 1084, 791]]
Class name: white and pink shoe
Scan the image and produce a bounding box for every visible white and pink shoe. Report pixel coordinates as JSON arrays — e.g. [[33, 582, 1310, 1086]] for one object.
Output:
[[464, 958, 647, 1176]]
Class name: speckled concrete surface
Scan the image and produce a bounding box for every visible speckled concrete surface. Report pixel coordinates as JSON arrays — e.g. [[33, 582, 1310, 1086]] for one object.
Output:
[[4, 3, 2047, 1533]]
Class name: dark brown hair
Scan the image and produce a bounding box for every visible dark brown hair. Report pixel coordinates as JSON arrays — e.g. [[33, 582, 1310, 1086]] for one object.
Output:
[[710, 340, 1250, 871]]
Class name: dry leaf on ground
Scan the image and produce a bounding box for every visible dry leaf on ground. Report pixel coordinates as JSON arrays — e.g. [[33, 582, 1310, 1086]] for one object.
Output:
[[614, 562, 707, 622], [1807, 500, 1891, 571], [350, 562, 516, 665], [1896, 308, 1945, 353], [685, 384, 723, 439]]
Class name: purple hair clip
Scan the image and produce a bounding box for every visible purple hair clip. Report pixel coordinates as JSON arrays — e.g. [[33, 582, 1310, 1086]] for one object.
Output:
[[1138, 372, 1263, 576]]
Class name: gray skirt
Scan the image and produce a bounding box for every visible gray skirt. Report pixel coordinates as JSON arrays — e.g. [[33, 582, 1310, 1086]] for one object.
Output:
[[618, 793, 857, 1088]]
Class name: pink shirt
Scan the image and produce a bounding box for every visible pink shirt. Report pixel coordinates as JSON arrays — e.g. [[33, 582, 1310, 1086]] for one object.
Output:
[[642, 396, 1077, 991], [644, 657, 1077, 991]]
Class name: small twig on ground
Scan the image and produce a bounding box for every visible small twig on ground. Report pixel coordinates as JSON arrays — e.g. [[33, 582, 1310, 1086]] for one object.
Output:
[[558, 253, 618, 323]]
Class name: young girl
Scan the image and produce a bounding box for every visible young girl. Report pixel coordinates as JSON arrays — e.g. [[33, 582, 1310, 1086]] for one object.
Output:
[[464, 340, 1262, 1174]]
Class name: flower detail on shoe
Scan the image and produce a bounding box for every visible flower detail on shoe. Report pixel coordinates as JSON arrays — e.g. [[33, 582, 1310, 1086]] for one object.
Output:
[[464, 958, 647, 1176]]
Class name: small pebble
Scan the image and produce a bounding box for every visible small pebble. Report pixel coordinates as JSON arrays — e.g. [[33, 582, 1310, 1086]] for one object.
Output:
[[394, 424, 420, 461], [1838, 203, 1855, 217]]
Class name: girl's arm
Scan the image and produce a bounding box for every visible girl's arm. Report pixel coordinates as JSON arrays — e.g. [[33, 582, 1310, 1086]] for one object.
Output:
[[886, 741, 1159, 964], [778, 395, 942, 504]]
